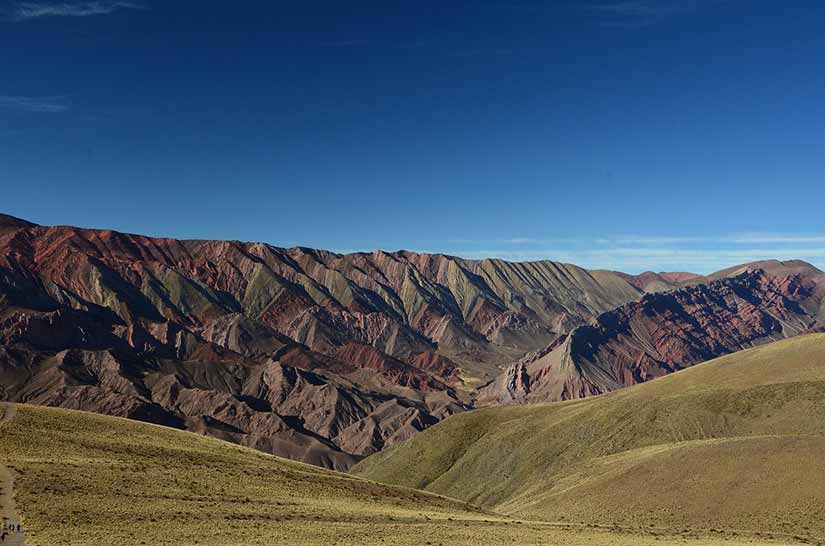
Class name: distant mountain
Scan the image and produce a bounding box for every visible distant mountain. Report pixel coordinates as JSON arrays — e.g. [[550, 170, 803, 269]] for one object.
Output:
[[618, 260, 819, 293], [481, 263, 825, 404], [0, 214, 641, 468], [617, 270, 703, 293]]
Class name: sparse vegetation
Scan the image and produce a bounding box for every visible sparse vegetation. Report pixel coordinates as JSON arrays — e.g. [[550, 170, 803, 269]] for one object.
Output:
[[0, 401, 800, 545], [355, 334, 825, 541]]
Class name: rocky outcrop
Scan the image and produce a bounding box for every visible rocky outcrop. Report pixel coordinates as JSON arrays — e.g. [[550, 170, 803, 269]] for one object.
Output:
[[481, 268, 825, 404]]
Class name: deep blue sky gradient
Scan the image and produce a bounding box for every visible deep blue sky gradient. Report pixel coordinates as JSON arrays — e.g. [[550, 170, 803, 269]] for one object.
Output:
[[2, 0, 824, 272]]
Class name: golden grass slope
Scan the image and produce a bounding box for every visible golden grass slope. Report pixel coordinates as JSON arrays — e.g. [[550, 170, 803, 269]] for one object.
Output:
[[354, 334, 825, 540], [0, 403, 474, 546], [0, 402, 792, 546], [0, 404, 24, 546]]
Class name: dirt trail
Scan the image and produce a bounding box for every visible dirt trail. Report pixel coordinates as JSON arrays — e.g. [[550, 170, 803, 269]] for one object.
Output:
[[0, 403, 24, 546]]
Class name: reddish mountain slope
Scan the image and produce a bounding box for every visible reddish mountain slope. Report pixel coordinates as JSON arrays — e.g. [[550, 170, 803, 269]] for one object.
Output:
[[0, 214, 642, 468], [619, 260, 818, 294], [481, 266, 825, 404], [618, 271, 703, 293], [7, 214, 823, 465]]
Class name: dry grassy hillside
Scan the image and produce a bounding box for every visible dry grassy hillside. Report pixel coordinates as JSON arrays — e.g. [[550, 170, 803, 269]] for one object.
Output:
[[355, 334, 825, 541], [0, 402, 792, 546]]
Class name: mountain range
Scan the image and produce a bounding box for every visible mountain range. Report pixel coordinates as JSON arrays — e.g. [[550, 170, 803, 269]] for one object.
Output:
[[2, 213, 824, 468]]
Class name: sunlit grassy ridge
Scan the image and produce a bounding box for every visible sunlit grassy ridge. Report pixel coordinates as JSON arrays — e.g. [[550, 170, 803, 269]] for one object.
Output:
[[4, 335, 825, 545], [0, 402, 788, 546], [0, 403, 482, 545], [355, 334, 825, 539]]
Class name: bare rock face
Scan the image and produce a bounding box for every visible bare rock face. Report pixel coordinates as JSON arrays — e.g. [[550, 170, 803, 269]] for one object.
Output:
[[481, 268, 825, 404], [0, 215, 642, 468]]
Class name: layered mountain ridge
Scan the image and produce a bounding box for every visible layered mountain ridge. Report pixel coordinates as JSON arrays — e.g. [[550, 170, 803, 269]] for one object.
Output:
[[482, 264, 825, 404], [0, 214, 642, 468], [3, 213, 824, 468]]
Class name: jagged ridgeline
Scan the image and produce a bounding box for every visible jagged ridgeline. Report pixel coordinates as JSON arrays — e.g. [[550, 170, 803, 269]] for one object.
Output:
[[1, 213, 824, 468], [0, 214, 642, 468]]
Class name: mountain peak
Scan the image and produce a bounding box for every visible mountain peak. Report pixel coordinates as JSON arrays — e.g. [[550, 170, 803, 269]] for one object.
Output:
[[0, 213, 38, 232]]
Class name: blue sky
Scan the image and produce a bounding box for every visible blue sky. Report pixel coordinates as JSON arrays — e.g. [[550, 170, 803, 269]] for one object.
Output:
[[2, 0, 824, 273]]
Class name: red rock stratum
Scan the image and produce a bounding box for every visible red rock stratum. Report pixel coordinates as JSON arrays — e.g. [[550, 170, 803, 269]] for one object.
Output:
[[3, 214, 823, 467], [0, 214, 641, 468]]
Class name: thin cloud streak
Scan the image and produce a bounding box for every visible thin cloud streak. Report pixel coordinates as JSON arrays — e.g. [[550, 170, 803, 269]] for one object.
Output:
[[584, 0, 716, 27], [595, 236, 708, 245], [0, 95, 70, 112], [328, 242, 825, 274], [432, 233, 825, 273], [449, 233, 825, 247], [728, 234, 825, 244], [11, 1, 143, 20], [447, 237, 581, 245], [590, 1, 666, 17], [445, 247, 825, 273]]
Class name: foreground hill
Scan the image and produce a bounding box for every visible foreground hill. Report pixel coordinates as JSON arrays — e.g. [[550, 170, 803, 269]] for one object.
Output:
[[0, 403, 781, 546], [0, 214, 643, 467], [355, 334, 825, 538]]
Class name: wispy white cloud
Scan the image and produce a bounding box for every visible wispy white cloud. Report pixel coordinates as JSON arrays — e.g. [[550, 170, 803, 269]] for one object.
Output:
[[323, 233, 825, 274], [446, 237, 582, 245], [590, 1, 665, 17], [595, 233, 825, 246], [11, 1, 143, 20], [595, 236, 708, 245], [324, 242, 825, 274], [727, 234, 825, 244], [0, 95, 70, 112], [585, 0, 715, 27], [427, 231, 825, 273], [442, 247, 825, 273]]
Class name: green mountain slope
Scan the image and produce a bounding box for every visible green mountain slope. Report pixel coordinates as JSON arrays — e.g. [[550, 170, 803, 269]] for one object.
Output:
[[354, 334, 825, 538]]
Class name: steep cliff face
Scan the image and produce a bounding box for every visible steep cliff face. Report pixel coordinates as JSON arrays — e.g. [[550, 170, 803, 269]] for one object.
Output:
[[481, 268, 825, 404], [0, 215, 642, 468]]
